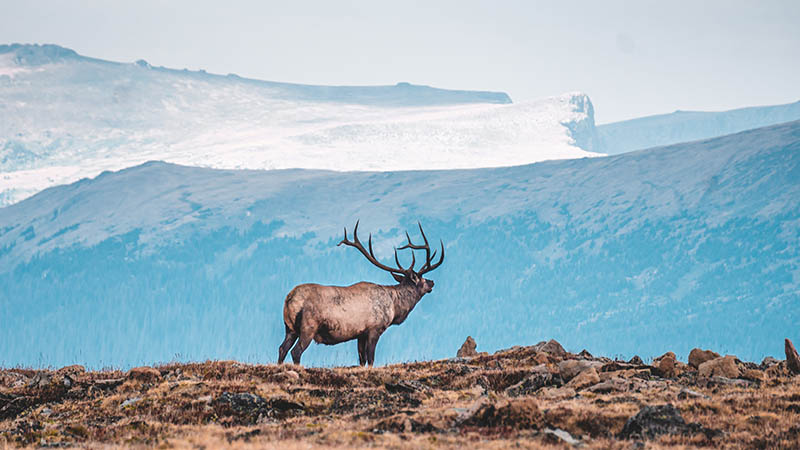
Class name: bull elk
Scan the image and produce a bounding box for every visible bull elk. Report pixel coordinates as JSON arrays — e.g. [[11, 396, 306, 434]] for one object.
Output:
[[278, 221, 444, 366]]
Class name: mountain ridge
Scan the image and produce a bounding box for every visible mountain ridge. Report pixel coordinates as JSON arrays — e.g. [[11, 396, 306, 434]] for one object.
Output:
[[1, 120, 797, 368]]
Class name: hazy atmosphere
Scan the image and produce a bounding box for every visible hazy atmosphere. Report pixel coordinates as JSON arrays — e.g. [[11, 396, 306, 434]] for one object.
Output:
[[2, 0, 798, 123], [2, 2, 800, 447]]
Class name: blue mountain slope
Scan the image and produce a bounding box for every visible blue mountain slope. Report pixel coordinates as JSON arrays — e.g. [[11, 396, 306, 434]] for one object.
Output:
[[598, 101, 800, 154], [1, 121, 798, 368]]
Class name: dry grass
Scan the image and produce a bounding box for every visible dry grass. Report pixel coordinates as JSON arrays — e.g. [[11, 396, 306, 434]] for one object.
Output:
[[1, 346, 799, 449]]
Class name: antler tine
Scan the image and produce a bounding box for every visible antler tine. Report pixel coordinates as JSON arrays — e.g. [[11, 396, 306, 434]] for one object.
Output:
[[337, 220, 406, 275], [394, 246, 415, 272], [418, 239, 445, 275]]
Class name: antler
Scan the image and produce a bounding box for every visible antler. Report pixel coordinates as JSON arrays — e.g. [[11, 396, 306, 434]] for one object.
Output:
[[398, 222, 445, 275], [338, 221, 409, 275]]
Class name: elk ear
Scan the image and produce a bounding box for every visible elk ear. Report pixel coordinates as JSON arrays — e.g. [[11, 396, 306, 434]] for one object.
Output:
[[391, 273, 405, 283]]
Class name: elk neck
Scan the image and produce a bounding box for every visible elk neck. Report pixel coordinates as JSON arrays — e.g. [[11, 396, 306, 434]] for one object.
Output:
[[389, 281, 426, 325]]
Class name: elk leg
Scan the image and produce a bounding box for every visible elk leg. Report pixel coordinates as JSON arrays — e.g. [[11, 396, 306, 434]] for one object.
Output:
[[291, 333, 312, 365], [278, 327, 298, 364], [357, 335, 367, 366], [366, 332, 381, 367]]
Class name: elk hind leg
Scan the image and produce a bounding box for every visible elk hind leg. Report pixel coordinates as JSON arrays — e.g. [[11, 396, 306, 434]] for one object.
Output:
[[357, 335, 367, 366], [278, 326, 298, 364], [291, 328, 314, 365]]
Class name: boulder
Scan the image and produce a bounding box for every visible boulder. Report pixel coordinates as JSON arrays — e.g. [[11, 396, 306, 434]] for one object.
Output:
[[558, 359, 604, 381], [127, 366, 161, 383], [688, 348, 720, 369], [786, 339, 800, 375], [535, 339, 567, 357], [457, 336, 478, 358], [566, 367, 600, 390], [586, 377, 630, 393], [698, 356, 740, 379], [628, 355, 644, 365], [740, 369, 764, 382], [506, 371, 561, 397], [657, 354, 677, 377]]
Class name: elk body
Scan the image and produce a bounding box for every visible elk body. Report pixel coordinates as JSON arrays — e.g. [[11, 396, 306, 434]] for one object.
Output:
[[278, 222, 444, 366]]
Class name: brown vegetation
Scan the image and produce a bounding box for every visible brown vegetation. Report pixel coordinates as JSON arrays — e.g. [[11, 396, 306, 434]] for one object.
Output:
[[2, 341, 799, 449]]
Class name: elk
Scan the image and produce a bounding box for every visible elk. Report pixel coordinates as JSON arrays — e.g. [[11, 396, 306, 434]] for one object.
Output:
[[278, 221, 444, 366]]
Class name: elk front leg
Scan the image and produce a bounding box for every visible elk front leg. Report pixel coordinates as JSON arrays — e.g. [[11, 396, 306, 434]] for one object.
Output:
[[278, 326, 298, 364], [357, 334, 367, 366], [366, 330, 383, 367]]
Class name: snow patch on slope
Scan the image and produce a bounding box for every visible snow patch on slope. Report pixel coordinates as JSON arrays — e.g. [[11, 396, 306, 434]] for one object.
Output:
[[0, 44, 601, 206]]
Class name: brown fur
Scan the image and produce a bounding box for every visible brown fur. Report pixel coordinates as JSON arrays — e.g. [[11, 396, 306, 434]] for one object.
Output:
[[279, 276, 434, 366]]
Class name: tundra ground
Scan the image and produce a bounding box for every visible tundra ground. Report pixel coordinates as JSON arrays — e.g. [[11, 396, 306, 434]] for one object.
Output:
[[2, 341, 799, 449]]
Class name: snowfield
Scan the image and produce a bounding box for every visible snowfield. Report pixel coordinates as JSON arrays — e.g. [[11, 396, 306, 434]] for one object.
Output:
[[0, 44, 601, 206]]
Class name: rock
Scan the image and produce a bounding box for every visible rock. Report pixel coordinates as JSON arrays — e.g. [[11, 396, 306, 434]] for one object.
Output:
[[27, 372, 51, 389], [127, 366, 161, 383], [566, 367, 600, 390], [678, 388, 709, 400], [56, 365, 85, 377], [655, 351, 676, 362], [535, 339, 567, 357], [559, 359, 604, 381], [578, 349, 593, 359], [698, 356, 740, 379], [761, 356, 780, 369], [656, 353, 678, 377], [700, 376, 752, 388], [385, 380, 429, 394], [740, 369, 764, 382], [542, 428, 583, 446], [271, 369, 301, 384], [120, 397, 141, 408], [586, 377, 629, 393], [457, 336, 478, 358], [459, 398, 542, 429], [618, 404, 718, 440], [506, 371, 561, 397], [688, 348, 720, 369], [628, 355, 644, 365], [786, 339, 800, 375]]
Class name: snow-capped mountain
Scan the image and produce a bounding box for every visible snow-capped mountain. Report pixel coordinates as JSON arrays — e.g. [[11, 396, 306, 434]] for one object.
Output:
[[1, 120, 797, 368], [597, 100, 800, 154], [0, 43, 601, 206]]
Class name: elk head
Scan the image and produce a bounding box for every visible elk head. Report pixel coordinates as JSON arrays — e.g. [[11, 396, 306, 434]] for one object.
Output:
[[338, 221, 444, 294]]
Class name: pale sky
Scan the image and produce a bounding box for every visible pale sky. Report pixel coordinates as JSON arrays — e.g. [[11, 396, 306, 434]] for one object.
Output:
[[2, 0, 798, 123]]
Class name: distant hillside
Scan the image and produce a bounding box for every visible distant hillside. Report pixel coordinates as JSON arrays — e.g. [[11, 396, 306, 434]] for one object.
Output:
[[1, 121, 797, 369], [597, 100, 800, 154], [0, 43, 600, 206]]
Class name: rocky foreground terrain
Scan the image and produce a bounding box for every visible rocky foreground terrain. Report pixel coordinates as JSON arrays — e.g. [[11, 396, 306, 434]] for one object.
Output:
[[2, 339, 800, 449]]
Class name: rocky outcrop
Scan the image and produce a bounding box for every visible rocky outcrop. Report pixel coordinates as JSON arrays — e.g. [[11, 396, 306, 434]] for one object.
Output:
[[566, 367, 600, 390], [698, 356, 740, 379], [533, 339, 567, 357], [786, 338, 800, 375], [457, 336, 478, 358], [689, 349, 720, 369], [127, 366, 161, 383], [558, 359, 603, 381]]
